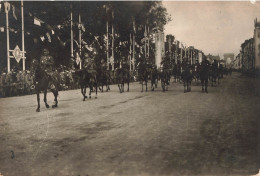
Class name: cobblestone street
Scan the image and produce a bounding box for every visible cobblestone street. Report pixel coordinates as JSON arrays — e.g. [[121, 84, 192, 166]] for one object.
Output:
[[0, 72, 259, 176]]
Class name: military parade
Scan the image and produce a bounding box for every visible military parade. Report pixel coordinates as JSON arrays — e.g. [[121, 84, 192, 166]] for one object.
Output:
[[0, 1, 259, 176]]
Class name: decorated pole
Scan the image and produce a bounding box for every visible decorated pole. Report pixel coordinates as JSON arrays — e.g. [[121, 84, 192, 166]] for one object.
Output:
[[79, 13, 82, 69], [144, 25, 147, 58], [111, 10, 114, 71], [21, 0, 25, 71], [132, 18, 135, 71], [70, 5, 74, 59], [147, 25, 149, 58], [4, 2, 10, 72], [106, 17, 109, 70], [129, 33, 132, 71]]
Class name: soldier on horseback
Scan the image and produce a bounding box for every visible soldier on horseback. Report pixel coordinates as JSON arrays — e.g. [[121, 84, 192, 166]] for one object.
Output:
[[40, 48, 54, 75], [38, 48, 58, 90], [82, 52, 98, 87]]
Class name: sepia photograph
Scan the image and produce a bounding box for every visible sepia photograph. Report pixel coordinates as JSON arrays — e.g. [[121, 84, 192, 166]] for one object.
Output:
[[0, 1, 259, 175]]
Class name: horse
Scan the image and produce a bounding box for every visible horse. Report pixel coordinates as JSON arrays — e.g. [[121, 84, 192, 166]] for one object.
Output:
[[74, 68, 98, 101], [181, 65, 193, 93], [210, 64, 219, 87], [150, 66, 158, 91], [32, 61, 59, 112], [198, 60, 210, 93], [96, 68, 112, 92], [158, 68, 170, 92], [114, 66, 130, 93], [137, 60, 150, 92]]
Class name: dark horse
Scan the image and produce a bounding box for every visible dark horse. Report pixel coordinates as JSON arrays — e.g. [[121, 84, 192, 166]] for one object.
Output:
[[150, 66, 158, 91], [97, 69, 112, 92], [114, 66, 130, 93], [75, 69, 98, 101], [210, 64, 219, 87], [181, 64, 193, 93], [199, 59, 210, 93], [137, 60, 150, 92], [158, 68, 170, 92], [32, 60, 59, 112]]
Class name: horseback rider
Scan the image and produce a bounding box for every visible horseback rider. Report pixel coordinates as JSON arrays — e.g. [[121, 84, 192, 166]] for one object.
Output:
[[40, 48, 54, 75], [38, 48, 59, 90], [83, 52, 97, 81]]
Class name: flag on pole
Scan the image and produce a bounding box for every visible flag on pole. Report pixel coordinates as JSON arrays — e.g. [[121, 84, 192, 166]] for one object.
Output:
[[133, 18, 136, 34], [34, 17, 42, 26], [144, 25, 147, 38], [46, 32, 51, 42], [0, 27, 4, 32], [12, 5, 17, 20]]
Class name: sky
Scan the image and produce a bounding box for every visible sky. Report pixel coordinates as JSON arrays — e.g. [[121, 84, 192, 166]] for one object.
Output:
[[162, 1, 260, 58]]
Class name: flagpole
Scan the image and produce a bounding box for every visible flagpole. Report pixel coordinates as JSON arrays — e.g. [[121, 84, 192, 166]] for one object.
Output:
[[111, 10, 114, 71], [21, 0, 25, 71], [70, 5, 74, 60], [132, 18, 135, 71], [4, 2, 10, 73], [79, 13, 82, 69], [147, 25, 149, 58], [129, 33, 132, 71], [106, 16, 109, 70], [145, 25, 147, 58]]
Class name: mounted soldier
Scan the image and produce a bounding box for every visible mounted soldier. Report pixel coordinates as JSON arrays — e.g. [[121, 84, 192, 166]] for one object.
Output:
[[40, 48, 54, 75], [199, 57, 210, 93], [38, 48, 60, 90]]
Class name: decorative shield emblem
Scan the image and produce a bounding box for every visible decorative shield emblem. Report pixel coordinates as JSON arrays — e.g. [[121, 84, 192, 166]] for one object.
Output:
[[12, 45, 23, 63]]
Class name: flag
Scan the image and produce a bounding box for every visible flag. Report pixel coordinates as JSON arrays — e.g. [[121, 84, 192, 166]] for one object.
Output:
[[46, 32, 51, 43], [34, 17, 42, 26], [81, 24, 85, 32], [144, 25, 147, 38], [12, 5, 17, 20], [40, 36, 45, 42], [133, 18, 136, 34]]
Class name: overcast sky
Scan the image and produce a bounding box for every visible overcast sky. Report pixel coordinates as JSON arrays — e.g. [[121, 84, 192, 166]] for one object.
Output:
[[162, 1, 260, 58]]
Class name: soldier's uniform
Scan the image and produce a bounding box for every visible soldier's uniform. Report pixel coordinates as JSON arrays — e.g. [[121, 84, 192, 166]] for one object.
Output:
[[40, 49, 54, 74], [83, 55, 97, 80]]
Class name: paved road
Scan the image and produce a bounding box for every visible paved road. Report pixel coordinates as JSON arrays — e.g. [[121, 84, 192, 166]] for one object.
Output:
[[0, 72, 259, 176]]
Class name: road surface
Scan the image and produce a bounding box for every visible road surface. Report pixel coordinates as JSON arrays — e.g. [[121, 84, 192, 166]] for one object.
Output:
[[0, 72, 259, 176]]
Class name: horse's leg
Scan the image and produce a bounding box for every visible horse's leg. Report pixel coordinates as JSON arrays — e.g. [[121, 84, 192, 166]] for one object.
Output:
[[36, 92, 40, 112], [118, 84, 122, 93], [81, 86, 86, 101], [122, 83, 125, 92], [53, 90, 58, 108], [43, 90, 49, 108], [205, 79, 208, 93], [201, 80, 204, 92], [89, 86, 92, 99], [141, 81, 144, 92], [184, 81, 186, 93], [95, 82, 98, 99], [146, 80, 148, 92]]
